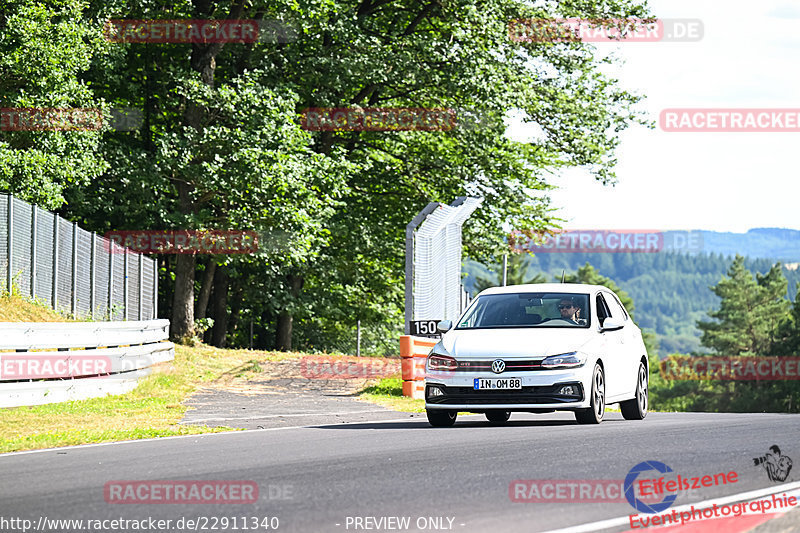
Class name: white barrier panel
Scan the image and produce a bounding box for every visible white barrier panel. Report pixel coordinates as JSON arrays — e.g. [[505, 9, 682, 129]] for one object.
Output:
[[0, 320, 173, 407], [0, 369, 151, 408], [0, 319, 170, 349]]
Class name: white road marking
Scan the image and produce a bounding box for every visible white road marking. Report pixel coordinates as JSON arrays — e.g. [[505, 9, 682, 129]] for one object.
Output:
[[184, 409, 392, 423]]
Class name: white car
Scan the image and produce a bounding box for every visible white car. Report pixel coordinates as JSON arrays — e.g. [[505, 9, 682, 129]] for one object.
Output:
[[424, 283, 649, 427]]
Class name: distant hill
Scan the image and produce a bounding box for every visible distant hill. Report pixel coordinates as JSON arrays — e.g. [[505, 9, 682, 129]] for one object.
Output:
[[685, 228, 800, 262], [462, 228, 800, 356]]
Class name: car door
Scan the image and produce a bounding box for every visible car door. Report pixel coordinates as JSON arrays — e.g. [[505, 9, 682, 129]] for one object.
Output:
[[605, 291, 642, 396], [596, 292, 626, 401]]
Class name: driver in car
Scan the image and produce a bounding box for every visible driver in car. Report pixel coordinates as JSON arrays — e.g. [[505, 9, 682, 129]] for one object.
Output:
[[558, 298, 583, 325]]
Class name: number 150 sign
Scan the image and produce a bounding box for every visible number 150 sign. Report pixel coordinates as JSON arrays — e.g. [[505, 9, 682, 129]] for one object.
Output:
[[411, 320, 442, 338]]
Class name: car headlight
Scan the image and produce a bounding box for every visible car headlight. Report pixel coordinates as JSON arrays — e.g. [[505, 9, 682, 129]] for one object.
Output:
[[427, 354, 457, 372], [541, 351, 587, 369]]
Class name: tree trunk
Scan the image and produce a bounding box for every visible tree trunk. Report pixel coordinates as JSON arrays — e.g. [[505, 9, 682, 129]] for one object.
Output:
[[276, 274, 303, 351], [170, 254, 195, 341], [195, 259, 216, 319], [171, 0, 246, 341], [210, 265, 229, 347], [275, 312, 293, 351], [257, 309, 272, 350], [228, 281, 243, 340]]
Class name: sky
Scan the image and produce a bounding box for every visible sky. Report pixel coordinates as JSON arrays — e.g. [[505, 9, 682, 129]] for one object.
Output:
[[507, 0, 800, 233]]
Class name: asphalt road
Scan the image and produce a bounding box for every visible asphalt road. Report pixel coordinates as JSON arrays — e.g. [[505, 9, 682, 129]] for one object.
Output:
[[1, 412, 799, 533]]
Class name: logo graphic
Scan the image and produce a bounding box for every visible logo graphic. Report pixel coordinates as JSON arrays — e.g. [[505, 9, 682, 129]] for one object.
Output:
[[491, 359, 506, 374], [624, 461, 678, 514], [754, 446, 793, 482]]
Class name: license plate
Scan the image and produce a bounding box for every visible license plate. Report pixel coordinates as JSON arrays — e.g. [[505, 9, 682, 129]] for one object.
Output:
[[473, 378, 522, 390]]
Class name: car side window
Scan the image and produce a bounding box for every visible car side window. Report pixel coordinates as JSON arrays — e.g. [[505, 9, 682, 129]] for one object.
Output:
[[608, 293, 629, 321], [596, 294, 611, 326], [604, 293, 629, 326]]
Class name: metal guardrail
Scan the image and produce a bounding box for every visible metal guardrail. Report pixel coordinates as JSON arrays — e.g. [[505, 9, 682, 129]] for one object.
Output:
[[0, 319, 174, 407]]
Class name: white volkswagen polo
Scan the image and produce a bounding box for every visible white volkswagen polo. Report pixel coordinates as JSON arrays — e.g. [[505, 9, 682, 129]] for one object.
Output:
[[424, 283, 649, 427]]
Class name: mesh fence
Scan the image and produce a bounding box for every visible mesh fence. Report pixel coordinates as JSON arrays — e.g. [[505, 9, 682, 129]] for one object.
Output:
[[111, 246, 126, 320], [412, 197, 481, 323], [94, 234, 110, 318], [0, 194, 157, 320]]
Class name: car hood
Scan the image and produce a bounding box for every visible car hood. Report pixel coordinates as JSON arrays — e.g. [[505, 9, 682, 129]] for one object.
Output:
[[435, 327, 597, 359]]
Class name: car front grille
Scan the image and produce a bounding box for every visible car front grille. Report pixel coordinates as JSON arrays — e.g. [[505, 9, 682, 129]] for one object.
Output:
[[454, 360, 544, 372], [426, 383, 584, 405]]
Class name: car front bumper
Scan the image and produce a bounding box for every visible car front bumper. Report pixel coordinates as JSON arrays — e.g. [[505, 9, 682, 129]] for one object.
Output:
[[424, 366, 593, 410]]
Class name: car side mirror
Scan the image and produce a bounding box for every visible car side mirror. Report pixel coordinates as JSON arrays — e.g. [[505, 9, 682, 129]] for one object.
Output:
[[436, 320, 453, 333], [601, 318, 624, 332]]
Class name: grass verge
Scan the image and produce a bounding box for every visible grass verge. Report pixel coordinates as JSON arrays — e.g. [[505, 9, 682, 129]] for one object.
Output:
[[0, 292, 70, 322], [357, 378, 425, 412], [0, 345, 302, 454]]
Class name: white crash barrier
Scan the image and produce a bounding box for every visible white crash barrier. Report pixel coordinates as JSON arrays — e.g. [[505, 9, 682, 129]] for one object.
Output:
[[0, 320, 174, 407]]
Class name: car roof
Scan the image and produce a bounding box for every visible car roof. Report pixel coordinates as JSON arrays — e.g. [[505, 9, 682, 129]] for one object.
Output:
[[477, 283, 611, 296]]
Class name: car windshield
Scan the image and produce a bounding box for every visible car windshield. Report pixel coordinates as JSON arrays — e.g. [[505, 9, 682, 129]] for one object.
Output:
[[456, 292, 591, 329]]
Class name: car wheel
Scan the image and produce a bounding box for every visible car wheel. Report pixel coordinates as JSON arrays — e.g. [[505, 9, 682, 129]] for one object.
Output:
[[427, 409, 457, 427], [575, 364, 605, 424], [485, 411, 511, 423], [620, 362, 648, 420]]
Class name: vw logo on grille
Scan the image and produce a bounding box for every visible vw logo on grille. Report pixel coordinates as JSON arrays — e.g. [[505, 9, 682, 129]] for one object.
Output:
[[491, 359, 506, 374]]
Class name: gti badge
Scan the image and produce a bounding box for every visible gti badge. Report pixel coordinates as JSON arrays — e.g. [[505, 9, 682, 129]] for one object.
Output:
[[491, 359, 506, 374]]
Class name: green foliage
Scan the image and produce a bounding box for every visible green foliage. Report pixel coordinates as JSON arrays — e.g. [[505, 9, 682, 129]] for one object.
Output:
[[0, 0, 109, 209], [655, 256, 799, 413], [9, 0, 653, 352], [360, 377, 404, 397], [472, 252, 548, 293], [698, 255, 790, 355]]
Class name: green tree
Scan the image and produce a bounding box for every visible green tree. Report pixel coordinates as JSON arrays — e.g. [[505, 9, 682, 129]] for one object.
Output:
[[36, 0, 652, 350], [472, 252, 546, 292], [697, 255, 790, 355], [0, 0, 108, 209], [652, 256, 799, 413], [565, 262, 635, 316]]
